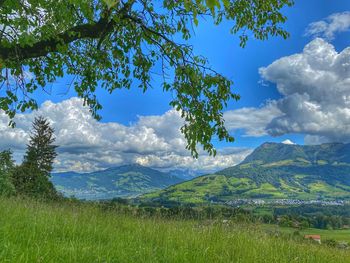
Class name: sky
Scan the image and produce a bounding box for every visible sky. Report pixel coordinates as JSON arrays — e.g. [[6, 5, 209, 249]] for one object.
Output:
[[1, 0, 350, 173]]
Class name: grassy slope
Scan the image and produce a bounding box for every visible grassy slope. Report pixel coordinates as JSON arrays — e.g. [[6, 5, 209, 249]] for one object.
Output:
[[141, 143, 350, 205], [142, 162, 350, 205], [0, 198, 349, 263]]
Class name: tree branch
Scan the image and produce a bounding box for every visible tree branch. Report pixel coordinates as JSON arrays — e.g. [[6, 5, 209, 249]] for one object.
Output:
[[0, 0, 6, 8], [0, 16, 116, 62]]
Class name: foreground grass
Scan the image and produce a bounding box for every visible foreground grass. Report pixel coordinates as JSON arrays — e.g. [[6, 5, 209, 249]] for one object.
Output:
[[0, 198, 349, 263]]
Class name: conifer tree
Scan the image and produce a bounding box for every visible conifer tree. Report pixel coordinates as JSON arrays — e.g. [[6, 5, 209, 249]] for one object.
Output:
[[12, 116, 59, 199], [24, 116, 58, 176]]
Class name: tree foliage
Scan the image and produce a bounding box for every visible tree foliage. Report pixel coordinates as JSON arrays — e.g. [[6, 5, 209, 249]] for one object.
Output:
[[0, 0, 293, 157], [0, 150, 16, 196]]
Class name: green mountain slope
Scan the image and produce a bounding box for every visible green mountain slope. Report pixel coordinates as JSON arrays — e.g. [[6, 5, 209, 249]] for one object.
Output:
[[141, 142, 350, 205], [51, 164, 183, 200]]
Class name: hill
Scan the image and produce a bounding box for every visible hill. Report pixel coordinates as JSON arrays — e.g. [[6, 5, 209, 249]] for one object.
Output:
[[168, 168, 202, 180], [51, 164, 183, 200], [1, 197, 349, 263], [141, 142, 350, 205]]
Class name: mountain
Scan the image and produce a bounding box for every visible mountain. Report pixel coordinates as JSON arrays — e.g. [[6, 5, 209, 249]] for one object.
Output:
[[51, 164, 183, 200], [168, 169, 202, 180], [141, 142, 350, 206]]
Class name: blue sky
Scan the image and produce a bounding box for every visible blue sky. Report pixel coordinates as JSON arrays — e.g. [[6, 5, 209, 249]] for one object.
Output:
[[1, 0, 350, 172], [35, 0, 350, 145]]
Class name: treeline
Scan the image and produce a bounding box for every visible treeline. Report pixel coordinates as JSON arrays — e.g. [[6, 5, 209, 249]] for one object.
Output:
[[276, 214, 350, 230], [97, 199, 350, 229], [254, 205, 350, 230], [259, 213, 350, 230], [273, 205, 350, 230], [99, 198, 257, 221], [274, 204, 350, 217], [0, 116, 60, 200]]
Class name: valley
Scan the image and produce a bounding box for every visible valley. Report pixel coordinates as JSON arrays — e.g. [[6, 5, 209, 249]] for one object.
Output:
[[51, 164, 183, 200]]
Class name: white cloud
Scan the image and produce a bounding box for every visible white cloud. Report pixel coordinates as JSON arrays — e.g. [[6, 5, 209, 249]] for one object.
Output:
[[281, 139, 296, 145], [223, 102, 282, 137], [135, 148, 253, 172], [305, 11, 350, 40], [260, 38, 350, 143], [0, 98, 251, 173], [222, 37, 350, 145]]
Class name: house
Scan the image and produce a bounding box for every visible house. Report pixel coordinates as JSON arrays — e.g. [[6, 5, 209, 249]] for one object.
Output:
[[304, 235, 321, 244]]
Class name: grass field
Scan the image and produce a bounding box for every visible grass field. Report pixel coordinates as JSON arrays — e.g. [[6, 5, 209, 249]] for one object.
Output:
[[0, 198, 349, 263], [262, 224, 350, 243]]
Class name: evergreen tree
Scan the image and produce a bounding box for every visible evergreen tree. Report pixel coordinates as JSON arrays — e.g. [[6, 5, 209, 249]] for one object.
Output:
[[12, 116, 59, 199], [0, 150, 16, 197], [25, 116, 58, 176]]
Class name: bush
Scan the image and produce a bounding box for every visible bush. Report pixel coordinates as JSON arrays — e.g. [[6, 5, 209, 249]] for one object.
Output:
[[323, 239, 337, 247], [0, 150, 16, 197], [12, 164, 59, 200]]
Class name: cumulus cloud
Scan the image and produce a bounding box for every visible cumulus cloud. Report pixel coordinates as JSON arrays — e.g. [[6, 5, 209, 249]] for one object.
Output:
[[223, 102, 282, 137], [0, 98, 251, 172], [260, 38, 350, 144], [305, 11, 350, 40], [223, 37, 350, 145], [135, 148, 253, 172]]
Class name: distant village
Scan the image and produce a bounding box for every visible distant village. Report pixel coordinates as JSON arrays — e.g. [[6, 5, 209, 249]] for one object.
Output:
[[225, 199, 349, 207]]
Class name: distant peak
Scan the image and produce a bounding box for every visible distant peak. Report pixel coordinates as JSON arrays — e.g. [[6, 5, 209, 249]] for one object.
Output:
[[260, 142, 278, 147], [107, 163, 144, 169], [127, 163, 143, 167]]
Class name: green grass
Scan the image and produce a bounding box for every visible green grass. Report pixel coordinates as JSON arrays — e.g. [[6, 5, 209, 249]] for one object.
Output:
[[262, 224, 350, 243], [261, 159, 295, 167], [245, 183, 286, 198], [0, 198, 349, 262]]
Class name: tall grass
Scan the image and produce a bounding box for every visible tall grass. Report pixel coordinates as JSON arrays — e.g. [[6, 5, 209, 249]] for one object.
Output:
[[0, 197, 349, 263]]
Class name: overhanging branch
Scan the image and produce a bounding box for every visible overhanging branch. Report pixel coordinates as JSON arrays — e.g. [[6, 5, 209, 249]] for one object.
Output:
[[0, 0, 6, 8], [0, 16, 116, 62]]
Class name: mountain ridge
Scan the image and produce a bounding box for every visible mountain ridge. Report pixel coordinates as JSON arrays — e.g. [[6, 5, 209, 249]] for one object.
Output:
[[51, 164, 184, 200], [240, 142, 350, 165], [141, 142, 350, 206]]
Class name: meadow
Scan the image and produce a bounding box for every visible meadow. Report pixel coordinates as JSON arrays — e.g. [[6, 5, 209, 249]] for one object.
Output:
[[0, 198, 349, 263], [262, 224, 350, 243]]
